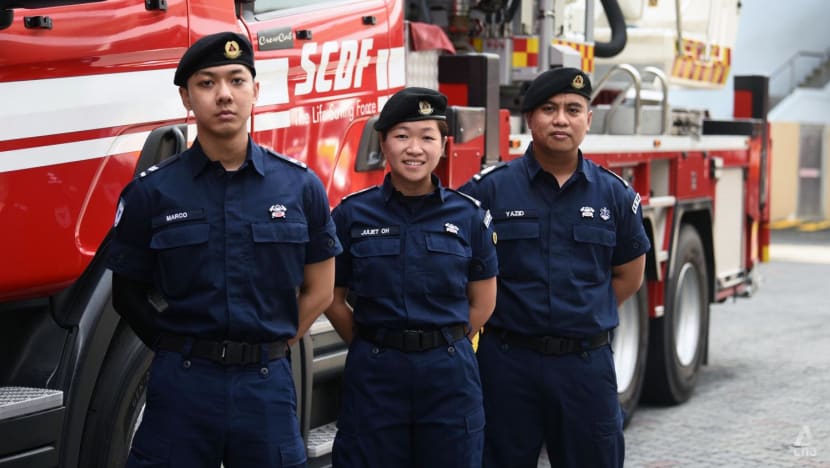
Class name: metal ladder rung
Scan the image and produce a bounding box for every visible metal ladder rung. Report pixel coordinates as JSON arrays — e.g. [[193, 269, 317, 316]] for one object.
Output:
[[0, 387, 63, 421]]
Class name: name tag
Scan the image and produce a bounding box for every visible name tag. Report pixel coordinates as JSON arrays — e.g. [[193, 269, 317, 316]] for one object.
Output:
[[351, 225, 400, 238], [152, 209, 205, 227], [493, 209, 538, 220]]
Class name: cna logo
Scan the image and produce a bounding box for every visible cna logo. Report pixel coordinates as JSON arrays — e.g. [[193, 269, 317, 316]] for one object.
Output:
[[791, 425, 817, 457]]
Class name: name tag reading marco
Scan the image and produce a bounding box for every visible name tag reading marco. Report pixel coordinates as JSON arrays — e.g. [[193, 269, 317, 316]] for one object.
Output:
[[351, 226, 400, 238]]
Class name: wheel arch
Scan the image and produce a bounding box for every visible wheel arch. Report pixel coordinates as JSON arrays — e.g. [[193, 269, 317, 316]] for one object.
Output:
[[668, 200, 716, 304], [56, 124, 187, 467]]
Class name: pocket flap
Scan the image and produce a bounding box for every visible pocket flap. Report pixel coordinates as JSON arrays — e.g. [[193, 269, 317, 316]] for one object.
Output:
[[251, 222, 309, 244], [425, 232, 469, 256], [495, 221, 539, 240], [150, 223, 209, 249], [573, 224, 616, 247], [350, 237, 400, 257]]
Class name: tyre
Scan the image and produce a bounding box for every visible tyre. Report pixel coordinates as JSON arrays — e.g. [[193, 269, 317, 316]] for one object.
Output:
[[78, 323, 153, 468], [643, 225, 709, 404], [613, 282, 648, 426]]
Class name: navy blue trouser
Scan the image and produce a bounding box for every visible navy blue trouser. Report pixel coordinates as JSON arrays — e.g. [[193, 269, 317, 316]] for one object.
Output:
[[477, 332, 624, 468], [127, 350, 306, 468], [332, 335, 485, 468]]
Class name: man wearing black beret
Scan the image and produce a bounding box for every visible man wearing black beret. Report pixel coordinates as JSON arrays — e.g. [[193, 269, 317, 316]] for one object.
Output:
[[461, 67, 650, 467], [325, 86, 498, 467], [109, 31, 341, 467]]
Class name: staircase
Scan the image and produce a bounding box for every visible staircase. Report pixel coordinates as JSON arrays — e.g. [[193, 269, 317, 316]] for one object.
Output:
[[801, 59, 830, 89], [770, 48, 830, 108]]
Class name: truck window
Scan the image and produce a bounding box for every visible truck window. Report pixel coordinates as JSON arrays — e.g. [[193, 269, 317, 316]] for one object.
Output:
[[253, 0, 350, 15]]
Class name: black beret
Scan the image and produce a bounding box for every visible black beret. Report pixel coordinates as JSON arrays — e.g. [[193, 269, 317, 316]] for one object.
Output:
[[374, 87, 447, 132], [174, 32, 256, 87], [521, 67, 592, 112]]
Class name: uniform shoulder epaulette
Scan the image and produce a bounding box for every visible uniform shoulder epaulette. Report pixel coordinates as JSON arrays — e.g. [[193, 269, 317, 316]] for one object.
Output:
[[341, 185, 379, 201], [447, 188, 481, 207], [599, 165, 629, 187], [472, 162, 507, 182], [138, 153, 181, 178], [265, 147, 308, 170]]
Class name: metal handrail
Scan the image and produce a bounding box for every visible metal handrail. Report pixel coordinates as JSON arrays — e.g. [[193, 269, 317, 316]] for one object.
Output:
[[642, 66, 669, 135], [591, 63, 642, 134]]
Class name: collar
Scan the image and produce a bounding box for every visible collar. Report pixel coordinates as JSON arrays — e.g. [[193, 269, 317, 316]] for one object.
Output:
[[522, 148, 593, 184], [380, 173, 446, 204], [186, 137, 264, 178]]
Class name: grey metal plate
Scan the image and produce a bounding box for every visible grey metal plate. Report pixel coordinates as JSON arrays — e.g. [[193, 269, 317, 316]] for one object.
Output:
[[0, 387, 63, 421]]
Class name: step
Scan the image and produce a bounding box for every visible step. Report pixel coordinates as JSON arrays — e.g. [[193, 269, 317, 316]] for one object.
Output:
[[307, 422, 338, 458], [0, 387, 63, 421]]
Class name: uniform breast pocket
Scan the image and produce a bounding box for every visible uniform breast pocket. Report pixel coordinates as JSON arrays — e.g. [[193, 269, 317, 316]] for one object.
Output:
[[571, 224, 616, 284], [251, 222, 309, 289], [150, 223, 210, 298], [422, 232, 471, 297], [350, 238, 400, 297], [494, 221, 540, 280]]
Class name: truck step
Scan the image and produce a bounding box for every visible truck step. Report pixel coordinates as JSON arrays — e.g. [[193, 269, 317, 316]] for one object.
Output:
[[307, 422, 338, 458], [0, 387, 63, 421]]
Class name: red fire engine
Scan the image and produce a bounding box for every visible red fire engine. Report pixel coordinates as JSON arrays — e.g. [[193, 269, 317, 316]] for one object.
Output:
[[0, 0, 769, 466]]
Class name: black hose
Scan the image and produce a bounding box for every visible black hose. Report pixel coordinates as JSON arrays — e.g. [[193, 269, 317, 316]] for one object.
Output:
[[595, 0, 627, 57]]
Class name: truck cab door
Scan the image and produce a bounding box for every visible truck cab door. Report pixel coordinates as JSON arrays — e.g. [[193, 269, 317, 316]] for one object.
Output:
[[238, 0, 402, 199]]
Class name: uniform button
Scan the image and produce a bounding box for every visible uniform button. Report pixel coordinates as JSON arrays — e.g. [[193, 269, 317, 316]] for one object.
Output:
[[500, 343, 508, 351], [182, 360, 191, 369], [371, 347, 380, 354], [447, 345, 455, 354], [327, 238, 335, 247], [260, 367, 269, 377]]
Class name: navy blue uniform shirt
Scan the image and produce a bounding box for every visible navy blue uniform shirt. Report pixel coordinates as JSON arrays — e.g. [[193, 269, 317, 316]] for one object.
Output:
[[107, 138, 342, 342], [460, 148, 650, 337], [333, 173, 498, 329]]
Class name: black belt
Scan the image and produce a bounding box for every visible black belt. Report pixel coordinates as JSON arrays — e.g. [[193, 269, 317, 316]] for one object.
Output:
[[358, 324, 467, 352], [156, 334, 287, 366], [486, 326, 609, 355]]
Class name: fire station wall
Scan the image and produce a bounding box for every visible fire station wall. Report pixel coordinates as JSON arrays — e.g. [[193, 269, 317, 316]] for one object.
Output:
[[770, 122, 800, 221], [770, 121, 830, 222]]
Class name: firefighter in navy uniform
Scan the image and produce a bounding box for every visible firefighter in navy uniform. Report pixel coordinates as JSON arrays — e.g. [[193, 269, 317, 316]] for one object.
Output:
[[323, 87, 498, 468], [460, 67, 651, 468], [107, 32, 342, 468]]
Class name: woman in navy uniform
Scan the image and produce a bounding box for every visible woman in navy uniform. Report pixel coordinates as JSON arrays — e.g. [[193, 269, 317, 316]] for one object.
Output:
[[460, 68, 651, 468], [324, 87, 498, 468], [107, 32, 341, 467]]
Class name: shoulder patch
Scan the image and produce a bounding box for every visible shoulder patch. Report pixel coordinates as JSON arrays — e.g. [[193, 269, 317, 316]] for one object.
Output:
[[599, 166, 629, 187], [472, 162, 508, 182], [265, 147, 308, 170], [341, 185, 380, 201], [447, 188, 482, 208], [138, 153, 181, 178]]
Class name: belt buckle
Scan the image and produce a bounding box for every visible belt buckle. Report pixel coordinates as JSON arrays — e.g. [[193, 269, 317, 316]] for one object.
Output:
[[402, 329, 422, 351], [220, 340, 251, 364], [540, 336, 566, 355]]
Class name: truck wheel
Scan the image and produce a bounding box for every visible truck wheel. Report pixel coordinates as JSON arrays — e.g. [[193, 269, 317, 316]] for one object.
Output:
[[613, 282, 648, 427], [79, 323, 152, 468], [643, 225, 709, 404]]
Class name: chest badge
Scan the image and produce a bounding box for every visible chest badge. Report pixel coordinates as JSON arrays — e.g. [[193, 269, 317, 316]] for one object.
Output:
[[600, 207, 611, 221], [269, 204, 287, 219], [580, 206, 595, 218], [444, 222, 460, 235]]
